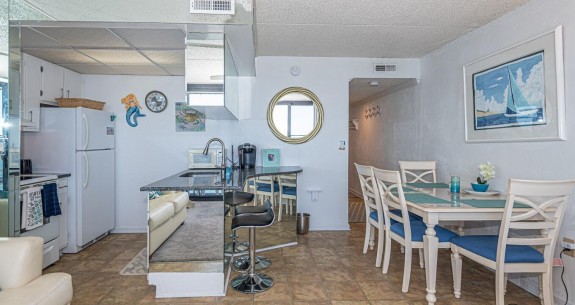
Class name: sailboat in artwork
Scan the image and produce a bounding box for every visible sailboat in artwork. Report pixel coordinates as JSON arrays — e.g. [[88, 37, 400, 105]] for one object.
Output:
[[504, 68, 538, 117]]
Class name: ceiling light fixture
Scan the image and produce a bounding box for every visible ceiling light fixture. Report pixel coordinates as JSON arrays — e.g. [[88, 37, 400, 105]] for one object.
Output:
[[369, 80, 379, 87]]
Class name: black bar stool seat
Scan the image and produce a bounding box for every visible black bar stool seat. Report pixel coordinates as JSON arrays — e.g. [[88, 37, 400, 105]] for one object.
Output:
[[230, 200, 275, 294], [224, 191, 255, 206]]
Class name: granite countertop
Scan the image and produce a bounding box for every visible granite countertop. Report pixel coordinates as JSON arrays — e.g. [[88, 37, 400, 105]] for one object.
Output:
[[35, 172, 72, 179], [140, 166, 303, 191]]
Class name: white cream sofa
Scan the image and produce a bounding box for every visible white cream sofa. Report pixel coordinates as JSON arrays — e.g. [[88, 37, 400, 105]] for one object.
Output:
[[0, 236, 73, 305], [149, 191, 189, 254]]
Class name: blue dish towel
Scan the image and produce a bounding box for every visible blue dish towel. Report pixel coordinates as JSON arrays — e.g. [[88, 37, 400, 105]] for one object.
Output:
[[41, 183, 61, 217]]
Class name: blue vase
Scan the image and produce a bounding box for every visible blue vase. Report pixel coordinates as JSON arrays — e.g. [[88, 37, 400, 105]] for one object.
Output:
[[471, 183, 489, 192]]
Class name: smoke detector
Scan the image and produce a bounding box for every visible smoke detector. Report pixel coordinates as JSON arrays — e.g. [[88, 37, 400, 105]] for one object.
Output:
[[190, 0, 235, 14], [369, 80, 379, 87]]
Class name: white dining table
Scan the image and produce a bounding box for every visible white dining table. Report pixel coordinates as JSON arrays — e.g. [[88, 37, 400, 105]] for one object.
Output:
[[401, 185, 517, 305]]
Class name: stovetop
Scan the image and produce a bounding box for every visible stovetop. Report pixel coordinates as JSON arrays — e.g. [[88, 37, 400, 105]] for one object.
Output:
[[20, 174, 59, 186]]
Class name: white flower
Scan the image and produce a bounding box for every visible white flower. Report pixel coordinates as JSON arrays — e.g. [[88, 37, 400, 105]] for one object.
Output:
[[477, 161, 495, 183]]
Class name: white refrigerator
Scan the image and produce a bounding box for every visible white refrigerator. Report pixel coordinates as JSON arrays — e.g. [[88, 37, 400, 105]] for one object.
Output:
[[23, 107, 116, 253]]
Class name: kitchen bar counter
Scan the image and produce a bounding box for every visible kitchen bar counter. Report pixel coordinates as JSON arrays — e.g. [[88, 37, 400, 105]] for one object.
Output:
[[144, 166, 302, 298], [140, 166, 303, 191]]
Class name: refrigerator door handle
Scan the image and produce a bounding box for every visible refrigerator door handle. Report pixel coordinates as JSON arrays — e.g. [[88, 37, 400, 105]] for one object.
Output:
[[82, 113, 89, 150], [82, 152, 89, 189]]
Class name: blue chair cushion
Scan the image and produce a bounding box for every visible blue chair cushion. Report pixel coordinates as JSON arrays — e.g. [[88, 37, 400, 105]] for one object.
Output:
[[451, 235, 544, 263], [390, 221, 457, 242], [389, 209, 423, 221], [369, 211, 398, 225], [257, 182, 279, 192], [282, 186, 296, 196]]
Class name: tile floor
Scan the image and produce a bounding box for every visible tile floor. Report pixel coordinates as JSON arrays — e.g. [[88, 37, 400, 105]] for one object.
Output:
[[44, 223, 541, 305]]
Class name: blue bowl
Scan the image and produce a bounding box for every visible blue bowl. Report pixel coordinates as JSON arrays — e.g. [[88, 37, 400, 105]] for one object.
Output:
[[471, 183, 489, 192]]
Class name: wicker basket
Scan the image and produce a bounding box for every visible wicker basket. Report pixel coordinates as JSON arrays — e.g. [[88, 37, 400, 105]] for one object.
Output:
[[56, 98, 106, 110]]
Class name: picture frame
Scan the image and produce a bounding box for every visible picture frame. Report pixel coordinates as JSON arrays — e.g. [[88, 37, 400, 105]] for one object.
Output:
[[463, 26, 565, 143], [262, 149, 280, 167], [175, 103, 205, 132]]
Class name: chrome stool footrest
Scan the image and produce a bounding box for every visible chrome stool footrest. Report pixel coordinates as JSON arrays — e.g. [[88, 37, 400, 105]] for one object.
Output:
[[224, 241, 249, 253], [232, 255, 271, 272], [231, 273, 274, 293]]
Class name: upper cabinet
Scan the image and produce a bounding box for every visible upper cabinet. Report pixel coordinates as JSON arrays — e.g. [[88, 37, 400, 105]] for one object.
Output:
[[42, 61, 64, 103], [21, 53, 42, 131], [21, 54, 83, 132], [64, 69, 82, 99]]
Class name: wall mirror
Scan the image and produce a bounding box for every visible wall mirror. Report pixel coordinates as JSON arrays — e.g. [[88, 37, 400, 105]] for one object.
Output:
[[267, 87, 324, 144]]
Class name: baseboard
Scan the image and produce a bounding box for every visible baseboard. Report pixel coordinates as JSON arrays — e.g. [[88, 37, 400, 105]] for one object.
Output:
[[111, 226, 146, 233], [310, 224, 350, 231], [508, 275, 539, 297], [555, 294, 574, 305], [348, 188, 362, 198]]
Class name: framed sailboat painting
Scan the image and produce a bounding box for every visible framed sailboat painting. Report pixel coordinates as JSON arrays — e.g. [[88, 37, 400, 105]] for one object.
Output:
[[464, 26, 565, 143]]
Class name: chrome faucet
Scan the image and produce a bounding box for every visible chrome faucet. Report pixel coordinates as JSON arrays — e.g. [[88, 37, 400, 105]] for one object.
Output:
[[203, 138, 226, 168]]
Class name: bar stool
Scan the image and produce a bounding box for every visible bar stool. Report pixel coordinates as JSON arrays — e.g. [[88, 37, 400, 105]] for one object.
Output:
[[232, 201, 272, 271], [231, 200, 275, 293], [224, 190, 255, 253]]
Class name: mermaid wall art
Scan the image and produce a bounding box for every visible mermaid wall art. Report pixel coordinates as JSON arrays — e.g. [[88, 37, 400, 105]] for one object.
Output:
[[121, 93, 146, 127]]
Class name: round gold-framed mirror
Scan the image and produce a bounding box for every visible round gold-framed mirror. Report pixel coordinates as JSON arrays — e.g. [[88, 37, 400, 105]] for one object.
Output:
[[267, 87, 324, 144]]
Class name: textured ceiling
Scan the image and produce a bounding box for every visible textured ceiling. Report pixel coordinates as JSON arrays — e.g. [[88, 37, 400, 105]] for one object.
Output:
[[255, 0, 530, 58], [16, 0, 531, 103], [253, 0, 529, 104]]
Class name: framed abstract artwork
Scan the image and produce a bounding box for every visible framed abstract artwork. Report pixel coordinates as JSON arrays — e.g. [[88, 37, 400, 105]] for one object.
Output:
[[463, 26, 565, 143], [262, 149, 280, 167]]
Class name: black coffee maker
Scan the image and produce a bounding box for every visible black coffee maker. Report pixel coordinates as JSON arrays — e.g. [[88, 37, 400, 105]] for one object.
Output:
[[21, 159, 32, 174], [238, 143, 256, 168]]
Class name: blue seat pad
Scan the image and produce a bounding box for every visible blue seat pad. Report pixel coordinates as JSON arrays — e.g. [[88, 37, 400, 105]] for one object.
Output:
[[257, 182, 280, 192], [390, 221, 457, 242], [451, 235, 544, 263], [389, 209, 423, 221], [369, 211, 398, 225], [282, 186, 297, 196]]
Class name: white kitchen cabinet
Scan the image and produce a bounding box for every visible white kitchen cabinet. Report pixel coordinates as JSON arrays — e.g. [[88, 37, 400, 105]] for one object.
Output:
[[63, 69, 82, 98], [21, 54, 84, 132], [42, 61, 64, 102], [21, 53, 42, 132], [57, 177, 69, 252]]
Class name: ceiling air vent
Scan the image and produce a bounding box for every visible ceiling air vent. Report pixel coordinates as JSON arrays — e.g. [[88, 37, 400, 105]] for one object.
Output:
[[190, 0, 235, 14], [374, 64, 397, 72]]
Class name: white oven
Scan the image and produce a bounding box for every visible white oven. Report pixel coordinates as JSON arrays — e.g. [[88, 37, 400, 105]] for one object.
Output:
[[19, 175, 60, 269]]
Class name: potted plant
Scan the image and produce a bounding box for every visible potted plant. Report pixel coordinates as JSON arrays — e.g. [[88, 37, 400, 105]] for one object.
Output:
[[472, 161, 495, 192]]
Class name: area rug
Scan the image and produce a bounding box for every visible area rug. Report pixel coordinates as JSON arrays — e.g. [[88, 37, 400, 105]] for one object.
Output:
[[120, 248, 146, 275], [348, 194, 366, 223], [150, 201, 223, 263]]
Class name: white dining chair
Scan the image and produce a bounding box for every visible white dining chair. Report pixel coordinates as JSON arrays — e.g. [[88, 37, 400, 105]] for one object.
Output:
[[355, 163, 385, 267], [398, 160, 439, 266], [450, 178, 575, 305], [278, 174, 296, 221], [373, 167, 457, 293], [398, 160, 437, 183], [253, 176, 279, 207]]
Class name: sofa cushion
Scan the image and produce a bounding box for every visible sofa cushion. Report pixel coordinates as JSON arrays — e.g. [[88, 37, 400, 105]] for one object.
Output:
[[149, 201, 174, 231], [0, 273, 73, 305], [160, 192, 189, 213]]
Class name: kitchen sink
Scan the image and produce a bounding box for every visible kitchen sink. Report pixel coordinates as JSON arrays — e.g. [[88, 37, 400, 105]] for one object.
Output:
[[179, 170, 223, 177]]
